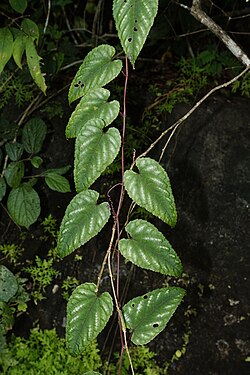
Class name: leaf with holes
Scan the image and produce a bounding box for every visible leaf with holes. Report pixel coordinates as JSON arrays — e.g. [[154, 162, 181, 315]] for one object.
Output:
[[123, 287, 185, 345], [68, 44, 122, 104], [124, 157, 177, 227], [113, 0, 158, 66], [57, 190, 110, 258], [0, 28, 13, 74], [66, 283, 113, 356], [66, 88, 120, 138], [7, 184, 41, 228], [22, 117, 47, 154], [119, 220, 182, 276], [0, 266, 18, 303], [74, 119, 121, 191], [25, 38, 47, 94]]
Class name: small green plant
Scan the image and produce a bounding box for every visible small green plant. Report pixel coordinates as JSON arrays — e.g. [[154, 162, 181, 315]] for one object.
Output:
[[61, 276, 79, 300], [0, 328, 102, 374], [0, 244, 23, 265], [232, 72, 250, 97], [0, 2, 46, 93], [42, 214, 58, 239], [0, 265, 30, 352], [25, 256, 60, 303], [57, 1, 185, 374], [0, 116, 71, 228]]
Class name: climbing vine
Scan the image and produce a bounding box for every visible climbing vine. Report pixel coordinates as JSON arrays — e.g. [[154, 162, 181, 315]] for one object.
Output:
[[57, 1, 184, 374]]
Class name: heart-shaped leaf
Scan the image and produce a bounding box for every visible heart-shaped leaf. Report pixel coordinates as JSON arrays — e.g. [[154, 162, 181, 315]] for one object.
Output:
[[66, 88, 120, 138], [124, 157, 177, 227], [57, 190, 110, 258], [74, 119, 121, 191], [68, 44, 122, 104], [113, 0, 158, 66], [119, 219, 182, 276], [66, 283, 113, 356], [123, 287, 185, 345]]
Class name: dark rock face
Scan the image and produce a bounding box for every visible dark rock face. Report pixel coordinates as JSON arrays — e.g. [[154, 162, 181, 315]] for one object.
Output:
[[160, 96, 250, 375]]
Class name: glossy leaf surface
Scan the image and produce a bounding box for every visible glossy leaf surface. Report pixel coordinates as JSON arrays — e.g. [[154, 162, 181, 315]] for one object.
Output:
[[0, 266, 18, 303], [22, 117, 47, 154], [66, 283, 113, 356], [113, 0, 158, 66], [68, 45, 122, 104], [7, 184, 41, 228], [74, 119, 121, 191], [124, 157, 177, 227], [26, 38, 47, 94], [0, 28, 13, 74], [123, 287, 185, 345], [119, 219, 182, 276], [57, 190, 110, 258], [66, 88, 120, 138]]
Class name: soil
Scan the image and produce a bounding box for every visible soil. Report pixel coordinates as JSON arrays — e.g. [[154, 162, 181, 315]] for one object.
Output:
[[1, 85, 249, 374]]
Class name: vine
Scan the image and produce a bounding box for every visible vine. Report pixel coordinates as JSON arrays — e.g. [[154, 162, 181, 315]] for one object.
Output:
[[57, 1, 184, 374]]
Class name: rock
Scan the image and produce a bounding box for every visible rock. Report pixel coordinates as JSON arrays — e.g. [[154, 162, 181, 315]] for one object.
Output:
[[159, 95, 250, 375]]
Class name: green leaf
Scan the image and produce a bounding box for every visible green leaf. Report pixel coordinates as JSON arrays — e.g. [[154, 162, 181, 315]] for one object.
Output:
[[9, 0, 27, 14], [83, 373, 102, 375], [119, 220, 182, 276], [43, 165, 71, 176], [21, 19, 39, 42], [22, 117, 47, 154], [7, 185, 41, 228], [66, 88, 120, 138], [66, 283, 113, 356], [31, 156, 43, 168], [0, 266, 18, 303], [5, 142, 24, 161], [25, 38, 47, 94], [0, 28, 13, 74], [12, 31, 27, 68], [0, 177, 6, 201], [123, 287, 185, 345], [113, 0, 158, 66], [45, 173, 71, 193], [124, 157, 177, 227], [74, 119, 121, 191], [57, 190, 110, 258], [4, 161, 24, 188], [68, 44, 122, 104]]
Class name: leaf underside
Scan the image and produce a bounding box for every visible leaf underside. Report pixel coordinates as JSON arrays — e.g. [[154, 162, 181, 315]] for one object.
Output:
[[123, 287, 185, 345], [124, 157, 177, 227], [68, 44, 122, 104], [119, 219, 182, 276], [66, 88, 120, 138], [74, 118, 121, 191], [57, 190, 110, 258], [66, 283, 113, 356], [113, 0, 158, 66]]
